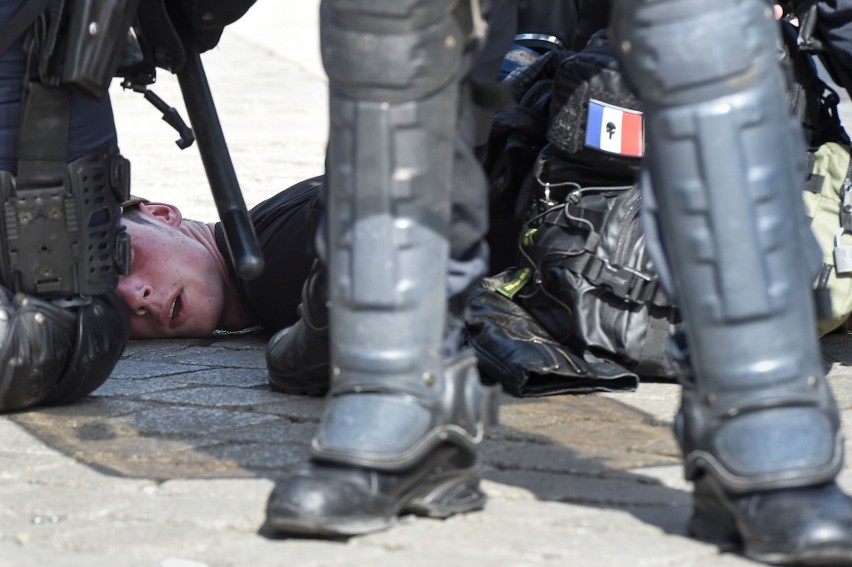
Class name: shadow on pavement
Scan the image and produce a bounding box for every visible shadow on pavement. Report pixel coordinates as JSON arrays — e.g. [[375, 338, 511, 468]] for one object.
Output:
[[11, 331, 698, 541]]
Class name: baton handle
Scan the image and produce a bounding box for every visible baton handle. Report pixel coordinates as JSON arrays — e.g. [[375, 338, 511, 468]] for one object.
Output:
[[176, 42, 264, 280]]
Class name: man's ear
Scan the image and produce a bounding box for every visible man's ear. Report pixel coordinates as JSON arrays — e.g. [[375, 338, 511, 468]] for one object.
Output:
[[138, 202, 183, 227]]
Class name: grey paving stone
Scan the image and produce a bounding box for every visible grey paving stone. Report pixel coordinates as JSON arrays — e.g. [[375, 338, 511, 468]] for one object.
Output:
[[166, 350, 268, 370], [212, 420, 316, 445], [90, 377, 192, 398], [111, 359, 209, 379], [9, 397, 147, 420], [159, 367, 269, 388], [137, 386, 282, 408], [121, 339, 214, 359], [247, 396, 326, 422], [129, 406, 278, 436], [204, 441, 306, 471]]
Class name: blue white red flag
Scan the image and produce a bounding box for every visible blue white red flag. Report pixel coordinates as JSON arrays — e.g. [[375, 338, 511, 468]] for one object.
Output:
[[584, 99, 644, 157]]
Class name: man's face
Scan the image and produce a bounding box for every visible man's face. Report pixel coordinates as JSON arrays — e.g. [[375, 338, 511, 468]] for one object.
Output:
[[118, 204, 226, 338]]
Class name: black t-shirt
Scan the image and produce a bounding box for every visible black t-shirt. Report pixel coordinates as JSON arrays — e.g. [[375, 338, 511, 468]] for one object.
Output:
[[214, 176, 322, 333]]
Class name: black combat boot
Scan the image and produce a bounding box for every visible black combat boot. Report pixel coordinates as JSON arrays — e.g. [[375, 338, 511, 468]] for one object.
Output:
[[264, 447, 485, 537], [689, 476, 852, 565], [264, 350, 497, 537], [266, 259, 330, 397]]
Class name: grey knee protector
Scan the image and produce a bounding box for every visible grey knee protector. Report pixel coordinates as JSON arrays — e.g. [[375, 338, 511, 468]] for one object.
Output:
[[611, 0, 843, 492], [314, 0, 496, 469], [320, 0, 467, 105]]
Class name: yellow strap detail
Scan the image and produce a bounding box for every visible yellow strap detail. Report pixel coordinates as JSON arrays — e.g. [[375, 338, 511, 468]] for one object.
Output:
[[496, 267, 532, 299]]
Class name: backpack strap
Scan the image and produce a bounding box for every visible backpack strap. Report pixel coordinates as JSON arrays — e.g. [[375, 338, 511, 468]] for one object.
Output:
[[804, 151, 824, 193], [16, 82, 69, 189], [633, 308, 674, 376], [838, 158, 852, 232], [832, 153, 852, 280], [0, 0, 53, 58], [556, 251, 668, 305]]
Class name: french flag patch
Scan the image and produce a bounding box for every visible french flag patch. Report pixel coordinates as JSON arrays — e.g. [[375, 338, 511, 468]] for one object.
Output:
[[584, 99, 644, 157]]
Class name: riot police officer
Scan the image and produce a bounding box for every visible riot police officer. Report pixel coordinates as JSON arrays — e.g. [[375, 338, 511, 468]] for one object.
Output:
[[0, 0, 133, 412], [264, 0, 852, 564]]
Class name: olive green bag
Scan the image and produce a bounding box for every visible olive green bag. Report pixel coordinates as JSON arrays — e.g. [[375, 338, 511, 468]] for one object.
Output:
[[802, 141, 852, 336]]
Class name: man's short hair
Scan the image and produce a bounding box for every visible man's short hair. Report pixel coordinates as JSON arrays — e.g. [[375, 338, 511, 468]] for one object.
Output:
[[121, 195, 151, 225], [120, 197, 204, 227]]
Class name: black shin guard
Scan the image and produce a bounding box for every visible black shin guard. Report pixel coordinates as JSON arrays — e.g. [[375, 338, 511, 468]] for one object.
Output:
[[266, 259, 330, 397]]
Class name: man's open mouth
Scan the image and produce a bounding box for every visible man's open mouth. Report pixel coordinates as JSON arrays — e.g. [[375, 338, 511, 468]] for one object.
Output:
[[168, 292, 185, 327]]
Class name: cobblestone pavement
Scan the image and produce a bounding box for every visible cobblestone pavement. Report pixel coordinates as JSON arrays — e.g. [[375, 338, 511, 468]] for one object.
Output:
[[2, 3, 852, 566]]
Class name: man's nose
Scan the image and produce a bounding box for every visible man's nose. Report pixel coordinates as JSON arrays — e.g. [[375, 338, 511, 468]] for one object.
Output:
[[117, 277, 154, 315]]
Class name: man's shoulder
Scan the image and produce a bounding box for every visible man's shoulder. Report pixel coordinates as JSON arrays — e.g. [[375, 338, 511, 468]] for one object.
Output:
[[251, 176, 323, 217]]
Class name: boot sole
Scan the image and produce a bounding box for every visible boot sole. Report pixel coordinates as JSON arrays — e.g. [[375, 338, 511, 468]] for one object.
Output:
[[689, 485, 852, 565], [748, 545, 852, 566], [264, 468, 485, 537]]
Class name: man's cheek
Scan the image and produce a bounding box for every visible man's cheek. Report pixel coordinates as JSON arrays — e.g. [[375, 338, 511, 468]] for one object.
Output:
[[128, 319, 153, 339]]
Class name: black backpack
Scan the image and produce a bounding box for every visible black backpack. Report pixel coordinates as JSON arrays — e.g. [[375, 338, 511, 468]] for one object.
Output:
[[467, 24, 849, 397], [470, 33, 683, 397]]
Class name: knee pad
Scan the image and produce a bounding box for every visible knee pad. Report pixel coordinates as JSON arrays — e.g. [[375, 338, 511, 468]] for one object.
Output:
[[43, 290, 130, 406], [0, 293, 75, 411], [0, 290, 129, 412]]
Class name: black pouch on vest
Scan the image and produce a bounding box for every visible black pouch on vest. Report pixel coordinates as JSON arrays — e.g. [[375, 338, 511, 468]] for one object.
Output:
[[62, 0, 142, 99]]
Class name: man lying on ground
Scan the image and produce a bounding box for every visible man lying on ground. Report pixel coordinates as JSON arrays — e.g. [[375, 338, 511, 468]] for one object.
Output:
[[118, 172, 509, 397], [118, 177, 321, 338]]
